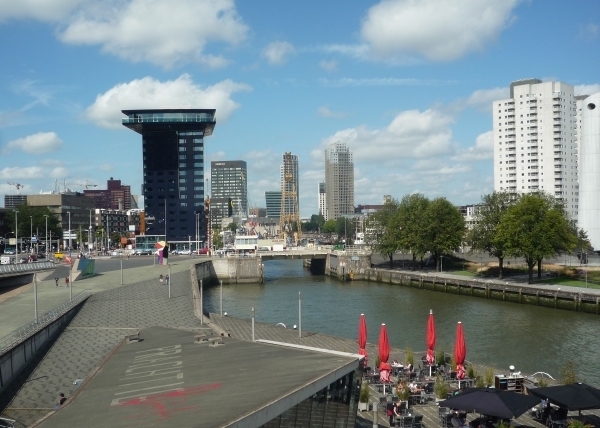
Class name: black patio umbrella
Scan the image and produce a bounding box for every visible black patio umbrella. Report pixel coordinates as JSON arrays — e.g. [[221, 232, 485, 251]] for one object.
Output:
[[440, 388, 541, 420], [529, 383, 600, 411]]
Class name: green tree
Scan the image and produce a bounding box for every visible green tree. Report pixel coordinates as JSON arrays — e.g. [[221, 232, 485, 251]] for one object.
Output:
[[335, 217, 356, 243], [395, 194, 430, 270], [5, 203, 62, 250], [311, 214, 325, 228], [212, 228, 223, 249], [365, 200, 400, 269], [227, 222, 237, 233], [469, 192, 518, 279], [423, 198, 465, 272], [322, 219, 336, 233], [497, 193, 576, 283]]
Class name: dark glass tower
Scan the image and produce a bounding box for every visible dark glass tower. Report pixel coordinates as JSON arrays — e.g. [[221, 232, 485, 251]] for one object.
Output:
[[122, 109, 216, 242]]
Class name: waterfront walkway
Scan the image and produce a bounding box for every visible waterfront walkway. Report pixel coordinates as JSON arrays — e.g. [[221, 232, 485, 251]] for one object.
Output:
[[1, 257, 600, 427]]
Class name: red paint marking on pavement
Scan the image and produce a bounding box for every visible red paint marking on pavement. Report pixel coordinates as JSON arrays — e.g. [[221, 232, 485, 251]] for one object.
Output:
[[115, 383, 222, 422]]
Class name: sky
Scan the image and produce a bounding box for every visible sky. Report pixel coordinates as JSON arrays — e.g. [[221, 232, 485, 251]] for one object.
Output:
[[0, 0, 599, 217]]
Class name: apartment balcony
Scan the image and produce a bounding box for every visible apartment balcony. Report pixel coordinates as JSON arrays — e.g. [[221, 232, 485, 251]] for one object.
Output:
[[530, 179, 539, 183], [529, 99, 538, 103], [555, 185, 564, 189], [529, 132, 538, 136], [554, 130, 562, 134], [506, 160, 516, 164], [530, 158, 539, 163], [530, 119, 537, 124], [506, 133, 516, 138], [506, 154, 516, 158], [508, 173, 516, 177], [553, 109, 562, 114], [530, 166, 539, 170], [529, 152, 538, 157], [530, 138, 538, 143], [554, 137, 564, 142], [506, 147, 516, 152], [554, 157, 564, 162], [554, 171, 563, 175], [506, 127, 515, 132], [529, 125, 538, 129], [507, 167, 516, 170], [554, 144, 562, 149], [529, 112, 537, 117], [506, 180, 517, 184], [555, 177, 564, 181], [507, 108, 515, 112], [505, 140, 516, 144], [529, 145, 538, 150], [553, 95, 562, 101], [554, 151, 564, 155], [554, 163, 564, 169], [553, 123, 561, 128], [506, 114, 515, 118], [553, 103, 562, 108], [508, 186, 517, 191], [529, 173, 539, 177], [530, 186, 539, 190], [507, 121, 515, 125], [507, 101, 515, 105], [530, 106, 537, 110]]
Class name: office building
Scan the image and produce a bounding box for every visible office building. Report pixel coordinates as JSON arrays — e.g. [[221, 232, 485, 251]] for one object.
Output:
[[318, 182, 326, 216], [84, 177, 132, 210], [211, 160, 247, 228], [325, 142, 354, 221], [578, 92, 600, 249], [280, 152, 299, 215], [4, 195, 27, 209], [249, 207, 267, 218], [493, 79, 580, 220], [122, 109, 216, 242], [265, 191, 282, 218]]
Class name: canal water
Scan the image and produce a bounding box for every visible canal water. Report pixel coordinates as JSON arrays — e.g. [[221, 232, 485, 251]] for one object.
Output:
[[203, 260, 599, 386]]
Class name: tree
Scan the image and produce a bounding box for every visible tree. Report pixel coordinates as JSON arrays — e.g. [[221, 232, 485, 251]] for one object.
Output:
[[227, 222, 237, 233], [311, 214, 325, 228], [469, 192, 518, 279], [212, 228, 223, 249], [322, 219, 336, 233], [5, 203, 62, 250], [423, 198, 465, 272], [497, 193, 576, 283], [335, 217, 356, 243], [395, 194, 430, 270], [365, 200, 400, 269]]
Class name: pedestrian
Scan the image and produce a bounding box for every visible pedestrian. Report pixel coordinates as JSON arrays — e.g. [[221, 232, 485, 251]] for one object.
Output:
[[55, 277, 59, 287], [159, 274, 163, 284], [54, 392, 67, 409], [65, 277, 70, 287], [165, 275, 169, 285]]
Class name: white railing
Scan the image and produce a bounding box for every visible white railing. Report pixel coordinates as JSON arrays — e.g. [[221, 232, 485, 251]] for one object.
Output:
[[0, 290, 90, 353], [0, 261, 55, 275]]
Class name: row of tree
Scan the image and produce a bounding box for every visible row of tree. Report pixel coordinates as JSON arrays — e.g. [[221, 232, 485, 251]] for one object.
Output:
[[365, 194, 464, 271], [365, 191, 589, 283]]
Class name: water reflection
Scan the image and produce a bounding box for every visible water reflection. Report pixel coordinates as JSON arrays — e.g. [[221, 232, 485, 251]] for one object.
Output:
[[203, 260, 599, 386]]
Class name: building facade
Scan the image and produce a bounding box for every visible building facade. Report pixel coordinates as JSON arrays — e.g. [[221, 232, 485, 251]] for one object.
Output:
[[318, 182, 326, 217], [265, 191, 282, 218], [493, 79, 580, 220], [84, 177, 132, 210], [325, 142, 354, 221], [4, 195, 27, 209], [578, 93, 600, 250], [122, 109, 216, 242], [280, 152, 299, 215], [210, 160, 247, 228]]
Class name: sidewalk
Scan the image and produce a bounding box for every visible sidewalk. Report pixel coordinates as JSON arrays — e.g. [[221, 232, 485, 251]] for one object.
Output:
[[0, 258, 200, 339]]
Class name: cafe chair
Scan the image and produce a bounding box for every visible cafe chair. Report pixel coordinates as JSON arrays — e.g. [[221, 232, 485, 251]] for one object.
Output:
[[413, 414, 423, 428]]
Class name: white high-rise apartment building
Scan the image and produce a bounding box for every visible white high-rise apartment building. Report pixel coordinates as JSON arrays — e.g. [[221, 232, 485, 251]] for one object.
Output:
[[493, 79, 581, 220], [325, 142, 354, 221], [318, 182, 326, 216]]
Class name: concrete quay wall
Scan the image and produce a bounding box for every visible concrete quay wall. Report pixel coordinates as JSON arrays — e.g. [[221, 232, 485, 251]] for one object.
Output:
[[337, 267, 600, 315], [210, 257, 264, 284]]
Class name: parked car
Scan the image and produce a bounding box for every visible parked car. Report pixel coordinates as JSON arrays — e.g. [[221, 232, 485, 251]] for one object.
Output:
[[196, 248, 210, 255], [179, 249, 191, 255], [36, 253, 45, 259], [3, 248, 16, 255], [134, 249, 152, 256]]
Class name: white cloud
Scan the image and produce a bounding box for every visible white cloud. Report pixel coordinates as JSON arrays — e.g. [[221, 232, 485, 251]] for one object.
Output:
[[312, 109, 455, 165], [6, 132, 63, 154], [319, 59, 338, 72], [318, 77, 439, 87], [262, 41, 296, 65], [575, 84, 600, 97], [98, 163, 115, 172], [579, 22, 599, 40], [84, 74, 252, 129], [0, 166, 44, 180], [0, 0, 82, 22], [465, 87, 509, 111], [58, 0, 248, 68], [317, 106, 346, 119], [453, 131, 494, 161], [360, 0, 520, 62]]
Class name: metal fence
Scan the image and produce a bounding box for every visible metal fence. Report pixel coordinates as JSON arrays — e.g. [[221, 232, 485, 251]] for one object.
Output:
[[0, 290, 90, 353], [0, 261, 55, 275]]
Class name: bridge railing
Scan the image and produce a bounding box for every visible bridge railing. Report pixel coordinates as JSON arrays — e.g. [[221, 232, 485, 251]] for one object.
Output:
[[0, 290, 90, 353], [0, 261, 56, 276]]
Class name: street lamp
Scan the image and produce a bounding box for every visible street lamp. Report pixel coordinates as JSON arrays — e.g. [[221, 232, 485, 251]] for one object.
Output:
[[30, 216, 32, 254], [15, 210, 18, 255], [44, 215, 48, 257], [68, 211, 71, 253]]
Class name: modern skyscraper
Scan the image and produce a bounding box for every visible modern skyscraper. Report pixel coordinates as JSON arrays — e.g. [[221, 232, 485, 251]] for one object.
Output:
[[578, 92, 600, 249], [265, 191, 282, 218], [493, 79, 581, 220], [4, 195, 27, 209], [210, 160, 247, 228], [318, 182, 326, 216], [325, 142, 354, 221], [279, 152, 300, 214], [122, 109, 216, 242]]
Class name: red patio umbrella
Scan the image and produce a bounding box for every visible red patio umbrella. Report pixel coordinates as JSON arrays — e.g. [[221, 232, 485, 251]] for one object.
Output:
[[378, 323, 391, 384], [358, 314, 368, 368], [426, 309, 436, 365], [454, 321, 466, 380]]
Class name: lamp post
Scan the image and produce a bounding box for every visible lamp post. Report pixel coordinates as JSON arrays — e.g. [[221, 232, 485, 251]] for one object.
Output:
[[30, 216, 32, 254], [68, 211, 71, 253], [15, 210, 18, 256], [44, 215, 48, 258], [440, 255, 443, 273]]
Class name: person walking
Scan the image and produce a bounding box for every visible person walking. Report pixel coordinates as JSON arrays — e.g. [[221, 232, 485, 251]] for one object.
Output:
[[55, 277, 59, 287], [65, 277, 70, 287], [165, 275, 169, 285], [159, 274, 164, 284]]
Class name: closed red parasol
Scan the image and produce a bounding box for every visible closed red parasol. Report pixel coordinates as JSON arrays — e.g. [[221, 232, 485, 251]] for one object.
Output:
[[454, 321, 466, 380], [358, 314, 368, 368], [426, 309, 436, 365], [378, 323, 391, 383]]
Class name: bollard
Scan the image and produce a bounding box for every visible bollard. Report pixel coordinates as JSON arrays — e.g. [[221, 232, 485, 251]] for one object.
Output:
[[252, 307, 255, 341], [200, 279, 203, 325], [372, 401, 378, 428]]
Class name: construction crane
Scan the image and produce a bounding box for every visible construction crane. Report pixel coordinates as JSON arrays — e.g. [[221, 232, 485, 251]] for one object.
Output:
[[65, 180, 98, 190], [7, 182, 23, 194]]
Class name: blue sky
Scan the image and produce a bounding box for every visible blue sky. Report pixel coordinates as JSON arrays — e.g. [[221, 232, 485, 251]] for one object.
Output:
[[1, 0, 599, 216]]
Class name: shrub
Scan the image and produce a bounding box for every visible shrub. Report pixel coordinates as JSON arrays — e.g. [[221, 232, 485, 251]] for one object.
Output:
[[560, 359, 577, 385], [484, 368, 494, 387], [434, 375, 449, 400], [467, 364, 476, 379], [406, 347, 414, 366], [359, 384, 370, 403], [475, 376, 485, 388], [436, 349, 446, 366], [375, 356, 381, 370]]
